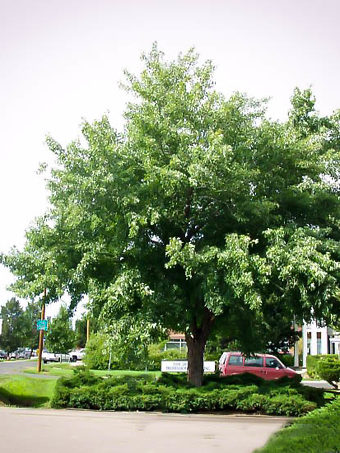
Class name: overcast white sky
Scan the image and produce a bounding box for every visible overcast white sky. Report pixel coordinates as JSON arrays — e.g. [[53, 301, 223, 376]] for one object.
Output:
[[1, 0, 339, 318]]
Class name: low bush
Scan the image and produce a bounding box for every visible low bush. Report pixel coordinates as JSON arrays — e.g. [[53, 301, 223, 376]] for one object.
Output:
[[51, 369, 325, 416], [317, 357, 340, 388], [256, 397, 340, 453], [306, 354, 337, 379]]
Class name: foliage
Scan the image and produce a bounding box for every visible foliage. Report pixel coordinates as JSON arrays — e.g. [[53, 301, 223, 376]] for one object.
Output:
[[306, 354, 338, 378], [147, 342, 187, 371], [51, 369, 323, 416], [256, 397, 340, 453], [278, 354, 295, 368], [74, 316, 87, 348], [102, 316, 167, 371], [21, 301, 40, 352], [83, 333, 110, 370], [45, 304, 75, 354], [84, 333, 177, 371], [74, 313, 100, 348], [317, 357, 340, 388], [2, 45, 340, 385], [0, 298, 27, 352]]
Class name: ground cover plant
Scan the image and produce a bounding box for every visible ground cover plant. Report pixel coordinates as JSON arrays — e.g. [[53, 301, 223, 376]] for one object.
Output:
[[256, 397, 340, 453], [0, 375, 57, 407], [51, 369, 327, 416]]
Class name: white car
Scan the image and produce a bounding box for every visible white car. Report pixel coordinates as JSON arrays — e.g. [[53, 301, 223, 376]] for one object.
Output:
[[42, 350, 60, 363], [42, 350, 70, 363], [69, 348, 85, 362]]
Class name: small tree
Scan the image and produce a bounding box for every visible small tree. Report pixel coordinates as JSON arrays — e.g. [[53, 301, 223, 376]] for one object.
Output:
[[45, 305, 75, 355], [103, 315, 167, 370], [83, 332, 111, 370]]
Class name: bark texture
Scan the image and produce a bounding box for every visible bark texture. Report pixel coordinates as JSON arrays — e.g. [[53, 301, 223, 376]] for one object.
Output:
[[186, 307, 215, 387]]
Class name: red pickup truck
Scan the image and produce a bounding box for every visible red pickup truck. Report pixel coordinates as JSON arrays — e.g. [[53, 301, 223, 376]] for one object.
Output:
[[219, 352, 298, 380]]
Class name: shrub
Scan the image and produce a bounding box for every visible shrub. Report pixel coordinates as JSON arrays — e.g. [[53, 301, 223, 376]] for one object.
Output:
[[83, 333, 110, 370], [51, 369, 326, 416], [306, 354, 337, 379], [317, 357, 340, 388]]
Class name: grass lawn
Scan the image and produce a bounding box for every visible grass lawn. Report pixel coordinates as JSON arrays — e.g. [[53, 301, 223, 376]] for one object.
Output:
[[24, 363, 161, 379], [256, 396, 340, 453], [0, 375, 58, 408]]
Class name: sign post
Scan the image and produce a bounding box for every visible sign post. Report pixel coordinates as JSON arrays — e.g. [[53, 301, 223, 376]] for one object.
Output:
[[37, 320, 48, 331], [37, 288, 46, 373]]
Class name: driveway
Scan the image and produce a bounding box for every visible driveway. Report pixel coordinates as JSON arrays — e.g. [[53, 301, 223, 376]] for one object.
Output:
[[0, 407, 289, 453], [302, 380, 334, 390]]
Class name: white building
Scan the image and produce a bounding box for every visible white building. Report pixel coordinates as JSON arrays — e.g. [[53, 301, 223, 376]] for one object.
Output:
[[302, 321, 339, 368]]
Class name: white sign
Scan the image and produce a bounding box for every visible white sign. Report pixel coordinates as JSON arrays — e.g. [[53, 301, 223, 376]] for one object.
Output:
[[161, 360, 215, 373]]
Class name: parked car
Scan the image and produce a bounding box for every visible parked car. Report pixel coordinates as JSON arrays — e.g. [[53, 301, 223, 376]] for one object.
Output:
[[69, 348, 85, 362], [0, 350, 7, 360], [42, 350, 61, 363], [219, 351, 298, 380], [42, 350, 71, 363], [15, 348, 31, 359]]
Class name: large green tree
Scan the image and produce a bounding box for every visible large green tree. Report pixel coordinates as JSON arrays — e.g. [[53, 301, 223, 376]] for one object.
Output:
[[2, 47, 339, 385], [22, 301, 40, 353], [0, 298, 26, 353]]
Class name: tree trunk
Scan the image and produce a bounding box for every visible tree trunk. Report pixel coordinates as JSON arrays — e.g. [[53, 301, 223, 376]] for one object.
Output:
[[185, 308, 215, 387], [186, 333, 206, 387]]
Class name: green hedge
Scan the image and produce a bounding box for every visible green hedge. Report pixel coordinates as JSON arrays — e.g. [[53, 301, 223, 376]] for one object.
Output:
[[306, 354, 338, 379], [317, 357, 340, 388], [256, 397, 340, 453], [51, 370, 325, 416]]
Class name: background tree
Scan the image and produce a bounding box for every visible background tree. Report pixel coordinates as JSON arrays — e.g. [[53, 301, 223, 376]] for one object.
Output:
[[74, 313, 99, 348], [0, 298, 26, 353], [2, 46, 339, 385], [74, 316, 88, 348], [22, 301, 40, 353], [45, 305, 75, 354]]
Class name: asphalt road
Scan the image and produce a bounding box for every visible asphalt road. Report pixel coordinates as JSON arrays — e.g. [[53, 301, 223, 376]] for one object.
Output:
[[0, 407, 289, 453], [0, 359, 37, 374]]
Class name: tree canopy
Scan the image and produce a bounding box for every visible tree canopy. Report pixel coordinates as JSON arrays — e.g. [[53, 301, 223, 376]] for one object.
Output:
[[1, 46, 339, 385]]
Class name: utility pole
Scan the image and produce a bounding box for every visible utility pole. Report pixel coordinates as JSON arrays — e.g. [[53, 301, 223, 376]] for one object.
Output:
[[37, 288, 46, 372], [86, 318, 90, 343]]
